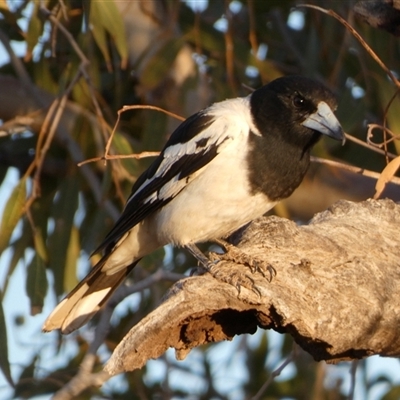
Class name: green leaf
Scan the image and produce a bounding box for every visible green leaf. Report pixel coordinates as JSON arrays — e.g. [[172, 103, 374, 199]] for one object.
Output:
[[33, 56, 58, 95], [26, 254, 48, 315], [90, 0, 128, 68], [64, 226, 79, 293], [185, 25, 225, 53], [13, 355, 37, 398], [382, 385, 400, 400], [2, 225, 32, 295], [33, 227, 48, 263], [48, 176, 79, 296], [90, 15, 109, 69], [112, 132, 139, 176], [378, 79, 400, 154], [0, 0, 24, 42], [25, 2, 43, 61], [0, 177, 26, 256], [140, 37, 185, 90], [0, 292, 14, 386]]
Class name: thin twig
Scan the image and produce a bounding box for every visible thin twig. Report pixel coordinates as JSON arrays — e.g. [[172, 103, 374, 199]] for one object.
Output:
[[91, 268, 183, 355], [40, 3, 131, 204], [247, 0, 258, 56], [0, 12, 120, 222], [117, 269, 184, 299], [39, 5, 90, 66], [311, 156, 400, 186], [23, 69, 83, 212], [51, 268, 184, 400], [105, 105, 184, 160], [224, 0, 236, 92], [120, 104, 186, 122], [348, 360, 359, 400], [194, 9, 202, 55], [40, 4, 111, 143], [296, 4, 400, 89], [77, 151, 160, 167], [270, 9, 307, 71], [367, 124, 400, 147], [250, 343, 298, 400], [345, 132, 397, 159], [52, 354, 110, 400], [78, 105, 184, 167], [329, 10, 353, 86], [0, 112, 42, 136], [0, 28, 33, 87]]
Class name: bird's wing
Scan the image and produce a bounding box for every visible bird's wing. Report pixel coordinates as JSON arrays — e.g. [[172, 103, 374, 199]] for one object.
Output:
[[94, 111, 231, 254]]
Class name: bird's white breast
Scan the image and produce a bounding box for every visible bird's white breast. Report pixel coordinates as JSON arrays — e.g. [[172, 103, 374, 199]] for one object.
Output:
[[152, 103, 275, 245]]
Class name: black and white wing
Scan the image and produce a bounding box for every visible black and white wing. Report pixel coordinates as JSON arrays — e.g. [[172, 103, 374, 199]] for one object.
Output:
[[94, 111, 230, 254]]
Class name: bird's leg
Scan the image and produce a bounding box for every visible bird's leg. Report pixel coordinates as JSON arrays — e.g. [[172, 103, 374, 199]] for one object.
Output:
[[213, 238, 276, 282], [185, 243, 215, 272], [185, 242, 261, 297]]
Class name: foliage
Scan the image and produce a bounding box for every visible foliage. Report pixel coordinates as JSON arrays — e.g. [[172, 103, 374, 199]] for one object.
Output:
[[0, 0, 399, 399]]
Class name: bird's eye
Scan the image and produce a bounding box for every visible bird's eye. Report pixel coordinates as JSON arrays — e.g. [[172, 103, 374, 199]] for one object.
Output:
[[293, 95, 305, 108]]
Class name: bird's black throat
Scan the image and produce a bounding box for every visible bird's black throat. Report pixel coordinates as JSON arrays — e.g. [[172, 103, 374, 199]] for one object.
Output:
[[246, 129, 318, 201]]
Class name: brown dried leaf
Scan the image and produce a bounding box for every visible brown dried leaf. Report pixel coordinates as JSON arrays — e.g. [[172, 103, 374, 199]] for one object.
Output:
[[374, 155, 400, 199]]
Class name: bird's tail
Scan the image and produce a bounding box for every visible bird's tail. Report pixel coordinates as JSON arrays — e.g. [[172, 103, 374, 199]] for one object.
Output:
[[42, 256, 140, 334]]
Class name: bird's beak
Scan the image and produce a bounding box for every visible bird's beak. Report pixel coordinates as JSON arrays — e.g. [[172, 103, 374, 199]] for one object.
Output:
[[302, 101, 346, 145]]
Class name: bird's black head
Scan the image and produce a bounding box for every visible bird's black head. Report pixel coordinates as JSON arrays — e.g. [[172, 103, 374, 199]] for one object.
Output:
[[250, 75, 344, 150], [247, 76, 344, 201]]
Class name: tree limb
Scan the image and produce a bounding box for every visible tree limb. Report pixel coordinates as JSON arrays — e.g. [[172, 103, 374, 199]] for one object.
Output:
[[105, 199, 400, 376]]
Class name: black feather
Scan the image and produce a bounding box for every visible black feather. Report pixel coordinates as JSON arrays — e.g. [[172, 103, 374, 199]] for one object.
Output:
[[94, 113, 218, 254]]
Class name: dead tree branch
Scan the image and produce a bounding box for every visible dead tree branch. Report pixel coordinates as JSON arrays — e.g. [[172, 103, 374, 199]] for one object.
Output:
[[105, 199, 400, 376]]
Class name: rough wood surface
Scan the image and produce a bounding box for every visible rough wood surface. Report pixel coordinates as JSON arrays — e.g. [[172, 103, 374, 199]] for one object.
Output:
[[105, 199, 400, 376]]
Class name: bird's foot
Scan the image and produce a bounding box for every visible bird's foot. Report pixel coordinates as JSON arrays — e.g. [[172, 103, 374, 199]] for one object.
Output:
[[185, 243, 218, 275], [185, 242, 273, 297], [206, 259, 262, 297], [214, 239, 276, 282]]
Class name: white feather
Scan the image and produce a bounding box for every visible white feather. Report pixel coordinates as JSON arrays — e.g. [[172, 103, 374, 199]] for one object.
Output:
[[62, 287, 111, 333], [145, 97, 274, 245]]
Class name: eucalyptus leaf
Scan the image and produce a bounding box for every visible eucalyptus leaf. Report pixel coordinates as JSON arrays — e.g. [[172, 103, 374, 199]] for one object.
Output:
[[26, 254, 48, 315], [25, 2, 43, 61], [140, 37, 185, 90], [0, 177, 26, 256], [90, 0, 128, 68], [64, 225, 79, 293]]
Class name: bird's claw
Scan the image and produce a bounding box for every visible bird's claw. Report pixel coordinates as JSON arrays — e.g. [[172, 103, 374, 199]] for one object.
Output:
[[190, 244, 269, 298], [214, 243, 277, 282], [207, 262, 262, 298], [191, 258, 218, 276]]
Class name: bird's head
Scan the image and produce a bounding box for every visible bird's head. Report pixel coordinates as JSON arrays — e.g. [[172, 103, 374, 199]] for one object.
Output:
[[250, 75, 345, 149]]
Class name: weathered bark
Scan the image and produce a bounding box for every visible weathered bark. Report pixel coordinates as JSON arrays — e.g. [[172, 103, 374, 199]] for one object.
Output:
[[105, 199, 400, 376]]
